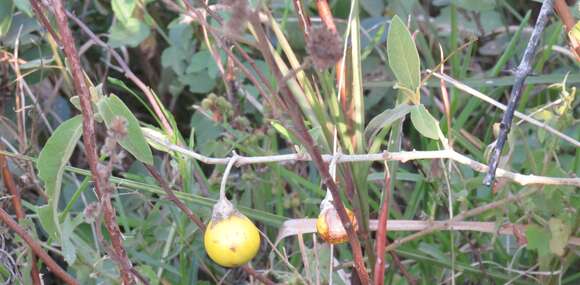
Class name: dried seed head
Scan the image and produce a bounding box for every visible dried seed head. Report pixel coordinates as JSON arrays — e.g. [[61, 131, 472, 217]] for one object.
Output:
[[108, 116, 128, 140], [306, 26, 343, 70]]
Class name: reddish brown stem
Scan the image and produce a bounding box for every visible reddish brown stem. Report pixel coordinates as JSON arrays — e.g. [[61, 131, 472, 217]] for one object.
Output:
[[554, 0, 580, 59], [373, 172, 390, 284], [0, 147, 41, 284], [29, 0, 62, 44], [0, 207, 79, 285], [315, 0, 338, 32], [555, 0, 576, 32], [49, 1, 135, 283], [248, 12, 369, 284]]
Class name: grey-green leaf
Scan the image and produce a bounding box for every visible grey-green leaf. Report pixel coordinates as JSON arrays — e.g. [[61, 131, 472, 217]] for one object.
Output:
[[37, 115, 84, 241], [364, 104, 414, 145], [387, 15, 421, 91], [410, 105, 440, 140], [97, 94, 154, 165]]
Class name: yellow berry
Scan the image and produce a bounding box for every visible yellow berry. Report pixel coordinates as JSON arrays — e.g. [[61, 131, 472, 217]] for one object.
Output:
[[316, 206, 358, 244], [204, 214, 261, 267]]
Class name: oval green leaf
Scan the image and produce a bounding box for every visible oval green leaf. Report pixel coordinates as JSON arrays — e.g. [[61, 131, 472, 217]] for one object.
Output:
[[37, 115, 84, 241], [410, 105, 440, 140], [387, 15, 421, 91]]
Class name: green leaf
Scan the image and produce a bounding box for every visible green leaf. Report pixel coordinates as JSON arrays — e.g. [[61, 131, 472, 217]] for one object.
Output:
[[111, 0, 136, 24], [418, 242, 447, 262], [179, 72, 216, 94], [410, 105, 440, 140], [135, 265, 159, 285], [364, 104, 414, 145], [360, 0, 384, 17], [456, 0, 495, 11], [548, 218, 571, 256], [13, 0, 32, 16], [109, 18, 150, 48], [0, 0, 14, 36], [186, 50, 211, 73], [37, 205, 60, 242], [526, 224, 551, 257], [97, 94, 154, 165], [37, 115, 84, 241], [387, 15, 421, 92]]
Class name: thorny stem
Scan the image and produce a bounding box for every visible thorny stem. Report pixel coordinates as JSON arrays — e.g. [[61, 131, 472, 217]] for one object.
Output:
[[49, 1, 136, 283], [484, 0, 555, 186], [0, 208, 79, 285]]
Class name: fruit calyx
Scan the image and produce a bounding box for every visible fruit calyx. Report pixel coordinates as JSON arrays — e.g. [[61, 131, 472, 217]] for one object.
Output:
[[211, 197, 237, 223]]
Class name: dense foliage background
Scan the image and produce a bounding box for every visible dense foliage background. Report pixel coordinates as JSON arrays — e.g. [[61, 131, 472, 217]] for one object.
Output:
[[0, 0, 579, 284]]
